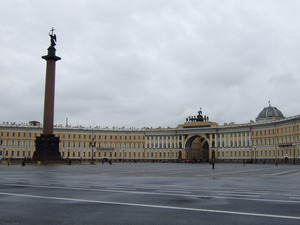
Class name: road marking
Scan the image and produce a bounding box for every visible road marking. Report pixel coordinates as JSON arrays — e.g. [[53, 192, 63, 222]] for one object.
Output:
[[196, 167, 276, 177], [0, 192, 299, 220], [106, 187, 137, 191], [218, 193, 261, 198], [270, 170, 300, 176], [290, 197, 300, 200], [157, 190, 191, 194], [1, 183, 300, 204]]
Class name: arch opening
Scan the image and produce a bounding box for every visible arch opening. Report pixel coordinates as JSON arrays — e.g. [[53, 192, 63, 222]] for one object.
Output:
[[185, 135, 209, 161]]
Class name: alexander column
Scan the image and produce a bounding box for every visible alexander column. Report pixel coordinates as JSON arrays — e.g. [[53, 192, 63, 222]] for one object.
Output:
[[33, 28, 62, 162]]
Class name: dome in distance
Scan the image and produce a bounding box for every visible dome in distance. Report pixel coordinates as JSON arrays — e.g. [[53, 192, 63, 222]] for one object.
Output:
[[256, 103, 285, 122]]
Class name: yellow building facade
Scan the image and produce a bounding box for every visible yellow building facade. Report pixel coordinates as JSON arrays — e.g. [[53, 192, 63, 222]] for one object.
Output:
[[0, 105, 299, 164]]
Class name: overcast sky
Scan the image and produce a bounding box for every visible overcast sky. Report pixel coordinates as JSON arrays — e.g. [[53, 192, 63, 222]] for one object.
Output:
[[1, 0, 300, 128]]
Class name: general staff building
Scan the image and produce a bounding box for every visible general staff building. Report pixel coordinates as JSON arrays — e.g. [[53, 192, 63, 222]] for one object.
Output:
[[0, 104, 299, 164]]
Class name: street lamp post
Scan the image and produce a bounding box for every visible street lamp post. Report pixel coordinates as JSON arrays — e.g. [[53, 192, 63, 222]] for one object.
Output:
[[89, 138, 96, 165], [0, 139, 2, 162], [294, 148, 296, 165]]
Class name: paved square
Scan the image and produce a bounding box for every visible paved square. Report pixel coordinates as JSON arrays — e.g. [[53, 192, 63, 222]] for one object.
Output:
[[0, 163, 300, 224]]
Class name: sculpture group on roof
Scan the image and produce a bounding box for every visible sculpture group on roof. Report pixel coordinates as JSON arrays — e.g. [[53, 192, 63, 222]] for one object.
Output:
[[186, 108, 209, 122]]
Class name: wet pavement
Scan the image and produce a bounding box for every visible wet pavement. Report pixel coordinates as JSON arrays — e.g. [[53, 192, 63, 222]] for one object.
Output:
[[0, 162, 300, 224]]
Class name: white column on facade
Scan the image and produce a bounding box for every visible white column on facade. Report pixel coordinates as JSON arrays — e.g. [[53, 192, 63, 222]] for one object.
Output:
[[177, 136, 179, 148], [249, 132, 251, 147], [240, 133, 243, 147], [227, 133, 229, 147], [228, 133, 230, 147], [181, 135, 184, 149], [153, 136, 156, 149], [215, 134, 218, 148], [209, 134, 212, 148], [162, 136, 164, 149], [166, 136, 168, 149]]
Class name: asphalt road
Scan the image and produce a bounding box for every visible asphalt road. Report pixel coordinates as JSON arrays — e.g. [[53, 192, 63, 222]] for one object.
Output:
[[0, 162, 300, 225]]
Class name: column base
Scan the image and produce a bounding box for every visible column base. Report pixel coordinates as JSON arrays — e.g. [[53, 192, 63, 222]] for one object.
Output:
[[33, 134, 62, 161]]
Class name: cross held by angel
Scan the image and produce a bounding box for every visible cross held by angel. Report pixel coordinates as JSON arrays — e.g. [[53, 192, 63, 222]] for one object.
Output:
[[49, 27, 57, 47]]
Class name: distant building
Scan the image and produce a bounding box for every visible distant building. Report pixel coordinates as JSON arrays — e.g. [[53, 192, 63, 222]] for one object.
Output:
[[0, 104, 299, 164]]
